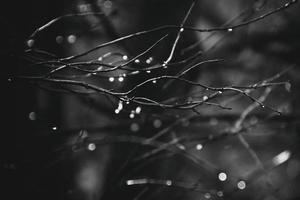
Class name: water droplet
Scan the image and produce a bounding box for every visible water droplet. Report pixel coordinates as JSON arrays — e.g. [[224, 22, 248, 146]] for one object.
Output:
[[132, 71, 140, 75], [146, 57, 153, 64], [109, 77, 115, 82], [55, 35, 63, 44], [203, 95, 208, 101], [180, 28, 184, 32], [162, 63, 168, 69], [115, 109, 120, 114], [237, 180, 246, 190], [52, 126, 58, 131], [146, 70, 151, 73], [97, 66, 103, 71], [217, 191, 223, 197], [87, 143, 96, 151], [98, 57, 103, 61], [152, 80, 157, 84], [129, 113, 135, 119], [178, 144, 186, 150], [122, 55, 128, 60], [218, 91, 223, 94], [118, 76, 124, 82], [135, 106, 141, 114], [27, 39, 35, 48], [272, 150, 291, 166], [204, 193, 211, 199], [218, 172, 227, 181], [134, 59, 140, 64], [196, 144, 203, 150], [153, 119, 162, 128], [130, 123, 139, 132], [285, 3, 289, 7], [28, 112, 36, 121], [228, 28, 233, 32], [67, 35, 76, 44], [166, 180, 172, 186]]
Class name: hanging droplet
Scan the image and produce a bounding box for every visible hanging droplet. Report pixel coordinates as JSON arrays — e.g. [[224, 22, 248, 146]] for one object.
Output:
[[98, 57, 103, 61], [153, 119, 162, 128], [152, 80, 157, 84], [146, 70, 151, 73], [87, 143, 96, 151], [218, 172, 227, 181], [28, 112, 37, 121], [180, 28, 184, 32], [162, 63, 168, 69], [97, 66, 103, 71], [237, 180, 246, 190], [134, 59, 140, 64], [203, 96, 208, 101], [227, 28, 233, 32], [122, 55, 128, 60], [67, 34, 77, 44], [118, 76, 124, 82], [196, 144, 203, 150], [55, 35, 63, 44], [27, 39, 35, 48], [115, 109, 120, 114], [130, 123, 139, 132], [218, 91, 223, 94], [135, 106, 141, 114], [109, 77, 115, 82]]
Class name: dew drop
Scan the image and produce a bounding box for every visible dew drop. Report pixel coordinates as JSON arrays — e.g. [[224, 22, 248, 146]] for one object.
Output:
[[146, 70, 151, 73], [152, 80, 157, 84], [115, 109, 120, 114], [109, 77, 115, 82], [134, 59, 140, 64], [203, 96, 208, 101], [98, 57, 103, 61], [180, 28, 184, 32], [52, 126, 58, 131], [228, 28, 233, 32]]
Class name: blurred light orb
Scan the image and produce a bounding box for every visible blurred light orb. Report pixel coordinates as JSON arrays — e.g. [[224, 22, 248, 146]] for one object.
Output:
[[153, 119, 162, 128]]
